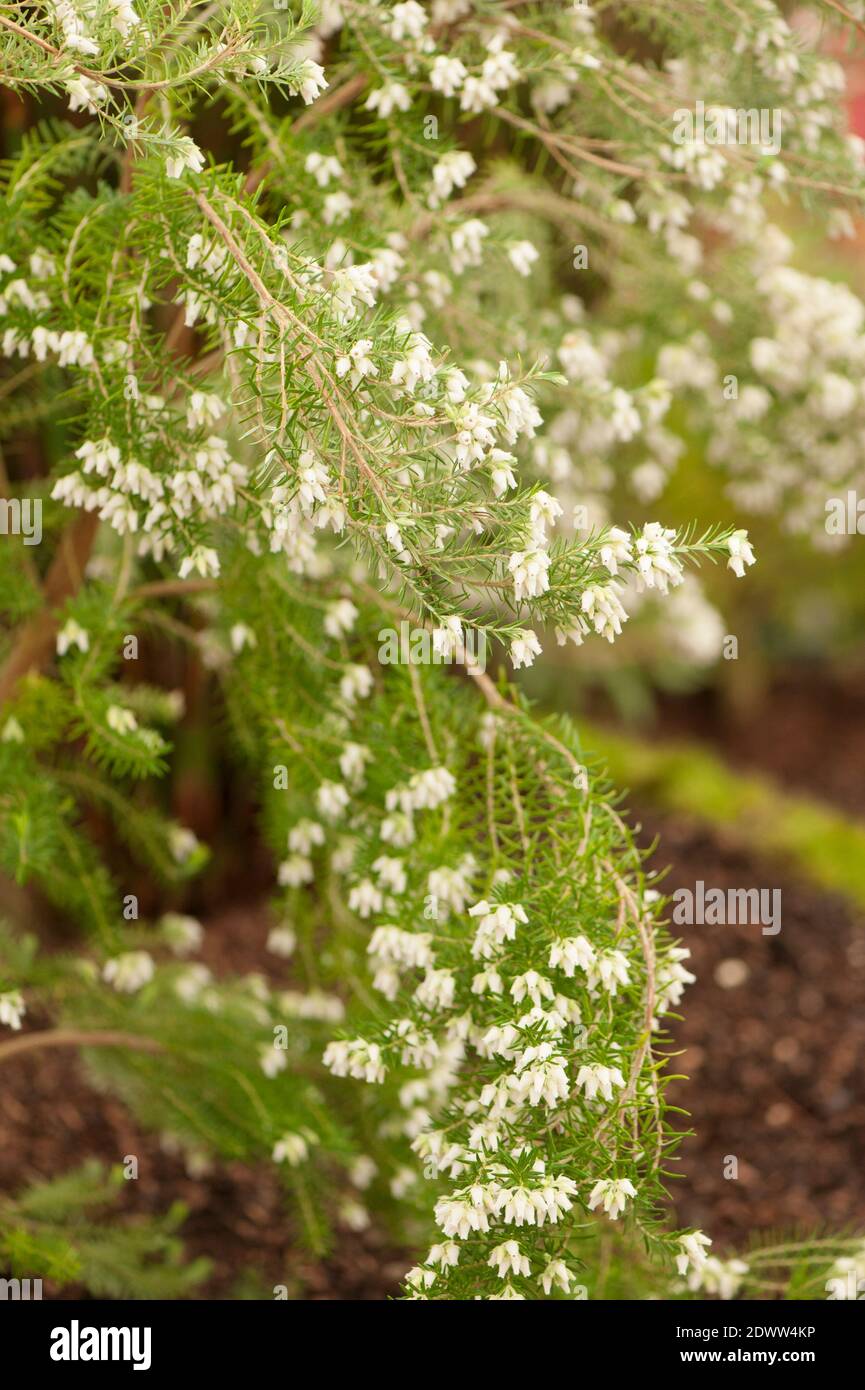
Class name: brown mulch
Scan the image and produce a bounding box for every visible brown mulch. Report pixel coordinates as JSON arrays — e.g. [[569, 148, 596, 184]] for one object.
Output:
[[632, 805, 865, 1245], [0, 1038, 406, 1300], [649, 670, 865, 818]]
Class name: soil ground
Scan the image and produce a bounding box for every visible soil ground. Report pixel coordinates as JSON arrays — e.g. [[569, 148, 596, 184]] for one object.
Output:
[[650, 670, 865, 817], [634, 806, 865, 1244]]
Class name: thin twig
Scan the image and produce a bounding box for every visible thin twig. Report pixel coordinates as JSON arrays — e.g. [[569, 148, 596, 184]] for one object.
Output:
[[0, 1029, 164, 1066]]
